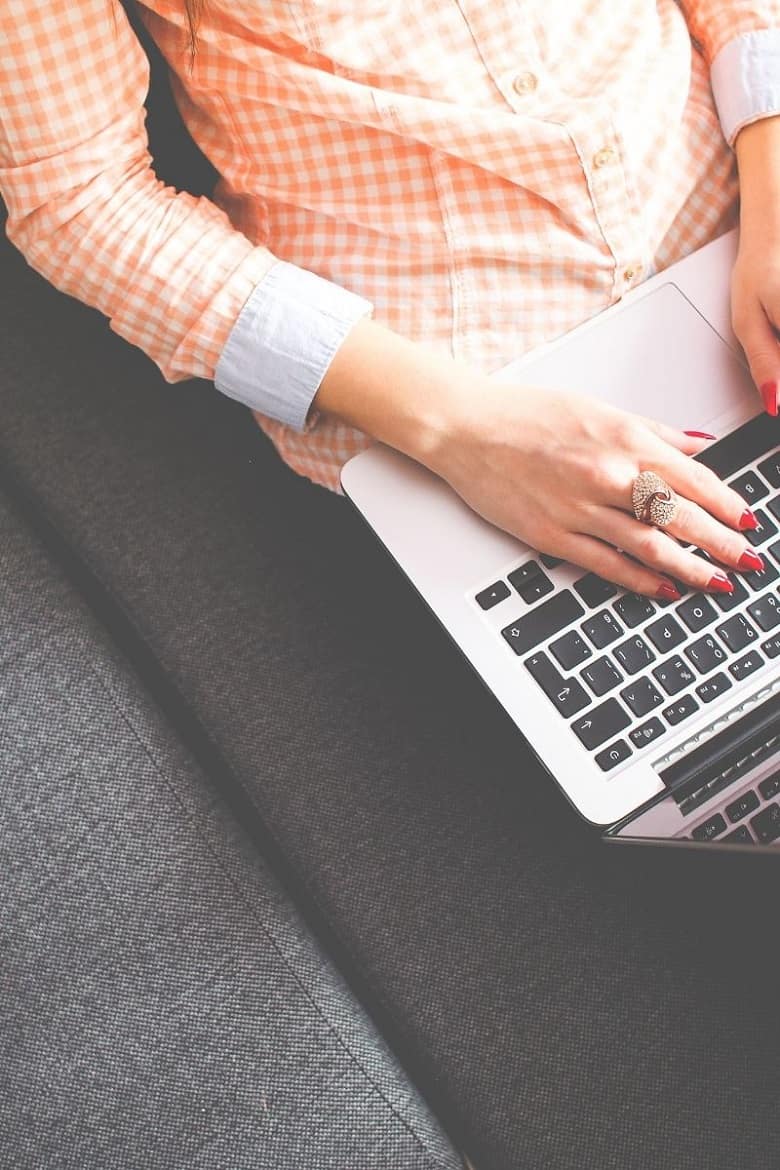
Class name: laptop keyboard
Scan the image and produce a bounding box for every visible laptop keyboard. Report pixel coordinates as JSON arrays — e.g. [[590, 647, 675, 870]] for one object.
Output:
[[473, 416, 780, 774], [687, 767, 780, 844]]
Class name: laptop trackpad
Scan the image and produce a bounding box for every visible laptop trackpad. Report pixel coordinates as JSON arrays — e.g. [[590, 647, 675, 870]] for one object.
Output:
[[502, 283, 758, 438]]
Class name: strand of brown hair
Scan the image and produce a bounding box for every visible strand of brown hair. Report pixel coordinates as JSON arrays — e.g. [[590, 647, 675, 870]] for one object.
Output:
[[184, 0, 204, 64]]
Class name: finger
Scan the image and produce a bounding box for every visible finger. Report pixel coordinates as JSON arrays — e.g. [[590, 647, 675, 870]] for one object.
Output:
[[643, 441, 753, 532], [556, 531, 681, 599], [638, 417, 716, 455], [594, 507, 738, 593], [732, 297, 780, 415], [662, 495, 761, 573]]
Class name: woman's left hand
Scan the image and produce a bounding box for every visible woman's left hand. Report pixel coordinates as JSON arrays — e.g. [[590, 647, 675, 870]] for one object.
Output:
[[732, 116, 780, 414]]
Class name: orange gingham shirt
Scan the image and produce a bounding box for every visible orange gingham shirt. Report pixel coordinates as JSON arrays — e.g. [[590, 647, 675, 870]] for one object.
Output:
[[3, 1, 780, 492]]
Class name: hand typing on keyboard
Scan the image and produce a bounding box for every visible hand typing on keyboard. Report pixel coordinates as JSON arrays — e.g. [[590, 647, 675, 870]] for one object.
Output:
[[432, 380, 759, 600]]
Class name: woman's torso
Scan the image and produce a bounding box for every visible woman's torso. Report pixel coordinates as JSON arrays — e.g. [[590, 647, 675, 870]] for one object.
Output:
[[139, 0, 739, 490]]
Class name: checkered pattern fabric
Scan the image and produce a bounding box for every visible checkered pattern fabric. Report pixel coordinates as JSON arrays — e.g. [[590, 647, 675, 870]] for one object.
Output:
[[1, 1, 778, 491]]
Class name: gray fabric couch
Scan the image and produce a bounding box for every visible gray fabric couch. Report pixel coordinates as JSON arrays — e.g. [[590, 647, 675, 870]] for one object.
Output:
[[2, 11, 780, 1169], [0, 488, 461, 1170]]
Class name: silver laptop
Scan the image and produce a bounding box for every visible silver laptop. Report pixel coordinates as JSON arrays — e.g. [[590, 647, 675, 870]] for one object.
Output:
[[341, 229, 780, 852]]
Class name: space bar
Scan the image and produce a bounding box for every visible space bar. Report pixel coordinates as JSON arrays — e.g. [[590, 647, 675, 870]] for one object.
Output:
[[501, 591, 585, 655]]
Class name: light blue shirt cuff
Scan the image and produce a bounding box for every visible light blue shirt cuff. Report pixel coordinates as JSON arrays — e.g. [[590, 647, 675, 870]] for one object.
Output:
[[214, 260, 373, 431], [711, 28, 780, 147]]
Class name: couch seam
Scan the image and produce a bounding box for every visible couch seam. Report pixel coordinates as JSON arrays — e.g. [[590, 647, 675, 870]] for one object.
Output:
[[87, 657, 455, 1170]]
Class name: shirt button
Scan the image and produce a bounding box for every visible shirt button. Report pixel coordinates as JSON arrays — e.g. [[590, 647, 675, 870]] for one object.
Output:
[[623, 264, 643, 283], [512, 72, 538, 95], [593, 147, 617, 169]]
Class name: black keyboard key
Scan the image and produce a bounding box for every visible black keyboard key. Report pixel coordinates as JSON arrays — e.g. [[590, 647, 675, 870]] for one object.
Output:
[[508, 561, 555, 603], [580, 656, 622, 697], [744, 508, 778, 547], [630, 717, 666, 748], [581, 610, 624, 650], [724, 824, 755, 844], [768, 538, 780, 564], [476, 580, 510, 610], [745, 558, 780, 591], [676, 594, 717, 633], [524, 652, 590, 717], [729, 469, 769, 504], [759, 772, 780, 800], [539, 553, 563, 569], [750, 802, 780, 843], [769, 495, 780, 522], [572, 699, 631, 750], [614, 592, 655, 628], [574, 574, 618, 608], [761, 633, 780, 659], [686, 634, 728, 675], [613, 634, 655, 675], [663, 694, 699, 726], [501, 591, 585, 655], [725, 789, 760, 823], [595, 739, 632, 772], [748, 592, 780, 632], [716, 613, 758, 653], [621, 677, 664, 717], [729, 650, 764, 681], [645, 614, 686, 653], [696, 671, 732, 704], [653, 656, 696, 696], [549, 630, 592, 670], [696, 415, 780, 481], [691, 813, 727, 842], [713, 573, 749, 612], [758, 451, 780, 489], [507, 561, 540, 592]]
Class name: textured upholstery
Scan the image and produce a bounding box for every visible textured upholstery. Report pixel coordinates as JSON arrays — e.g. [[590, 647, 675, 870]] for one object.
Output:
[[2, 228, 780, 1170], [0, 487, 461, 1170]]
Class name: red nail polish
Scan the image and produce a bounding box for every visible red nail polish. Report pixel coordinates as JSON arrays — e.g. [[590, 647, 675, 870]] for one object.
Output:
[[707, 573, 734, 594], [684, 430, 717, 440], [738, 549, 764, 572], [657, 582, 681, 602], [760, 381, 778, 417], [739, 508, 760, 531]]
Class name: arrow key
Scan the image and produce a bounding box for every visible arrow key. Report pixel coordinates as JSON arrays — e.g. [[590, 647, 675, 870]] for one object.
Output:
[[572, 698, 631, 750]]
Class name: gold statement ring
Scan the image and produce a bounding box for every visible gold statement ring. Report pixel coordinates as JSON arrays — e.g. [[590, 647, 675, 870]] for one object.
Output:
[[631, 470, 678, 529]]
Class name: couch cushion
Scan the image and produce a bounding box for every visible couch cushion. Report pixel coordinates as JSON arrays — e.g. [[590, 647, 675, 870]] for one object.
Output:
[[0, 485, 461, 1170], [2, 232, 780, 1170]]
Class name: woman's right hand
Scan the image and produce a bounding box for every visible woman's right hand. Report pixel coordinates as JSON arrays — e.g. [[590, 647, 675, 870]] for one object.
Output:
[[314, 317, 762, 598], [429, 379, 760, 599]]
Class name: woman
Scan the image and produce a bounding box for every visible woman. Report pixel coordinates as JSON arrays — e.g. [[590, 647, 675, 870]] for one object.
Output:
[[2, 0, 779, 600]]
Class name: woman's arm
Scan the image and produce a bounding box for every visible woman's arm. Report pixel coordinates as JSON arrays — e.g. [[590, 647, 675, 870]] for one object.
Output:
[[314, 318, 756, 602], [732, 116, 780, 410], [0, 0, 285, 383]]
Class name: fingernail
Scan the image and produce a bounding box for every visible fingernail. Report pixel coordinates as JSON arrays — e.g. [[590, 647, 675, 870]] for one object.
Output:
[[657, 582, 681, 601], [684, 430, 717, 440], [739, 508, 760, 531], [760, 381, 778, 417], [707, 572, 734, 594], [738, 549, 765, 572]]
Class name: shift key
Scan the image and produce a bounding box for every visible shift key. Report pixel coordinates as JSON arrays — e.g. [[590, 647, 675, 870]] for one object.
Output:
[[572, 698, 631, 750], [501, 590, 585, 656]]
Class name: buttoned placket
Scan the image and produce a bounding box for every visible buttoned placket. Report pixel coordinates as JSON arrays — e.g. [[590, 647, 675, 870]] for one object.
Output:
[[564, 104, 648, 304], [448, 1, 648, 340]]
